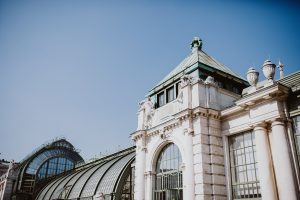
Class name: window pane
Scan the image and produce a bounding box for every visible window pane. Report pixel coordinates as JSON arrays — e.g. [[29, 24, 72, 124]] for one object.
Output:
[[157, 92, 165, 107], [166, 86, 174, 103], [229, 131, 261, 199], [154, 143, 182, 200]]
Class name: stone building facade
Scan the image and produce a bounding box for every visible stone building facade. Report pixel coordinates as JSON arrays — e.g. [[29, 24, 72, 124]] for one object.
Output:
[[132, 37, 300, 200], [1, 37, 300, 200]]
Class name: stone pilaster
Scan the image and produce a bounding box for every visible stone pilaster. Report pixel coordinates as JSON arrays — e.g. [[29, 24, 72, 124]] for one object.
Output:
[[134, 131, 146, 200], [193, 113, 226, 200], [183, 128, 195, 200]]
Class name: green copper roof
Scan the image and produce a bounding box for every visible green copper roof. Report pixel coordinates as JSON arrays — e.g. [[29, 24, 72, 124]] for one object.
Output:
[[150, 37, 245, 93]]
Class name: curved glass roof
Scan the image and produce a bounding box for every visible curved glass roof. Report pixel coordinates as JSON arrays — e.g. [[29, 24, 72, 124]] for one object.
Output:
[[36, 147, 135, 200], [26, 149, 80, 175], [14, 138, 84, 197]]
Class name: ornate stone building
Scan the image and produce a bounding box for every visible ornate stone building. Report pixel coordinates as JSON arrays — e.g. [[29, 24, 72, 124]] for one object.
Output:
[[132, 37, 300, 200], [1, 37, 300, 200]]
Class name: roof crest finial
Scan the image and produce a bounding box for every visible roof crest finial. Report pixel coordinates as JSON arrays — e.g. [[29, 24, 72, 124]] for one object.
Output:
[[278, 59, 284, 79], [191, 37, 202, 52]]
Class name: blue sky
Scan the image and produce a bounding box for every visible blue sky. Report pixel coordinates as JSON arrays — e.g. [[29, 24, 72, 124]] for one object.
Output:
[[0, 0, 299, 161]]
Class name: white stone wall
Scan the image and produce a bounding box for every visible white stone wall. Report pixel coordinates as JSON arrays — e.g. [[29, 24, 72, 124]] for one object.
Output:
[[221, 83, 298, 200], [133, 78, 240, 200]]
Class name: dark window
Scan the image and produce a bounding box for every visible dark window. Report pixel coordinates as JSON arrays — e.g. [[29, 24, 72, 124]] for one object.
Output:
[[175, 82, 180, 98], [157, 92, 165, 107], [229, 131, 261, 199], [166, 86, 175, 103]]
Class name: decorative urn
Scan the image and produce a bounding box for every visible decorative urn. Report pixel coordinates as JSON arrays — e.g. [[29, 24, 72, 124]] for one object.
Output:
[[262, 60, 276, 82], [247, 67, 259, 87]]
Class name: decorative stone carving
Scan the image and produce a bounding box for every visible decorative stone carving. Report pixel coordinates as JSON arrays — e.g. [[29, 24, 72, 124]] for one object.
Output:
[[180, 74, 193, 87], [176, 74, 193, 104], [94, 191, 105, 200], [139, 97, 155, 129], [183, 127, 194, 136], [176, 82, 183, 104], [262, 60, 276, 82], [247, 67, 259, 87], [204, 76, 217, 86], [278, 61, 284, 79], [159, 132, 166, 139], [191, 37, 202, 52]]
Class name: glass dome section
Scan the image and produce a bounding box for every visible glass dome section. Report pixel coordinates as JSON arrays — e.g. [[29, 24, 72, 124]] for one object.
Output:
[[37, 157, 74, 180]]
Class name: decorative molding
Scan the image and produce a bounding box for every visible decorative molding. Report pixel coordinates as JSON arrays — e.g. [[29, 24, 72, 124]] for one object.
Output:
[[183, 128, 194, 136], [204, 76, 217, 86], [144, 171, 156, 177]]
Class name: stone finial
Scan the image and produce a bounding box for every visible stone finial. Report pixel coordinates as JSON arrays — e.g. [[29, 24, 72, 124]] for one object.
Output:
[[278, 61, 284, 79], [247, 67, 259, 87], [191, 37, 202, 52], [262, 60, 276, 82]]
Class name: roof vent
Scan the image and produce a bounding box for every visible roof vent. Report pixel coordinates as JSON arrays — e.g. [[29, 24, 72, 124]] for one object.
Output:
[[191, 37, 202, 52]]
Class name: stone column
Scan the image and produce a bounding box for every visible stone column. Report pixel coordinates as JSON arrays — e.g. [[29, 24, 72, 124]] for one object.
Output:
[[145, 171, 155, 200], [270, 120, 297, 200], [134, 134, 146, 200], [183, 128, 195, 200], [253, 124, 278, 200]]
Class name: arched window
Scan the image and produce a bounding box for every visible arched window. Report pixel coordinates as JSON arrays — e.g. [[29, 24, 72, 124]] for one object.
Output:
[[153, 143, 183, 200]]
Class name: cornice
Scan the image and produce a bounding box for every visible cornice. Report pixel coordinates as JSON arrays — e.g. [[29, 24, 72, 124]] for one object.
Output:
[[132, 106, 221, 141], [221, 83, 289, 117]]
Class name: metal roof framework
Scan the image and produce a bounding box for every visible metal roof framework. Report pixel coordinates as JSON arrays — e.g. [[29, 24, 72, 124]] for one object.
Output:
[[15, 139, 84, 197], [36, 147, 135, 200]]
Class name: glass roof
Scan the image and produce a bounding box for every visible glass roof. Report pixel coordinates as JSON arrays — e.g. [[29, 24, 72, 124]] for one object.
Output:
[[36, 147, 135, 200], [25, 149, 81, 175]]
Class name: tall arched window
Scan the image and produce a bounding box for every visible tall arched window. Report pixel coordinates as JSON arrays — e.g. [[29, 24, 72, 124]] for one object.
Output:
[[153, 143, 183, 200]]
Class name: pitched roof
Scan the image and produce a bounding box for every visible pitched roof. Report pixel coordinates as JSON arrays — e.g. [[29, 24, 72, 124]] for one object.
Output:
[[150, 38, 246, 93]]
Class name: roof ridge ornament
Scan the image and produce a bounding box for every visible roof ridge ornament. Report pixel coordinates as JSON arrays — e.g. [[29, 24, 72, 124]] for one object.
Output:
[[262, 59, 276, 83], [278, 60, 284, 79], [247, 67, 259, 91], [191, 37, 202, 52]]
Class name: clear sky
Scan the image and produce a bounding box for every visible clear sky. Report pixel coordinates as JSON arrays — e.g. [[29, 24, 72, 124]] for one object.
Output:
[[0, 0, 299, 161]]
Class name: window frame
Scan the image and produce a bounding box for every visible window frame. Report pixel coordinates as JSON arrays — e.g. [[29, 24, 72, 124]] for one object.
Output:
[[153, 143, 183, 200], [157, 91, 165, 108], [224, 130, 261, 200]]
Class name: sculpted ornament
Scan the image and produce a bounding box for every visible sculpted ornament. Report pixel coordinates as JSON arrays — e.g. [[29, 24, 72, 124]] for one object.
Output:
[[262, 60, 276, 82], [177, 74, 193, 104], [247, 67, 259, 87], [180, 74, 193, 87], [139, 97, 155, 129], [183, 127, 194, 136], [204, 76, 217, 86]]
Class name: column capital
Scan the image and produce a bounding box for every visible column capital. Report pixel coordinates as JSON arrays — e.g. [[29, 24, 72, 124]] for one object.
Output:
[[253, 122, 267, 131], [271, 118, 285, 127], [144, 171, 156, 177]]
